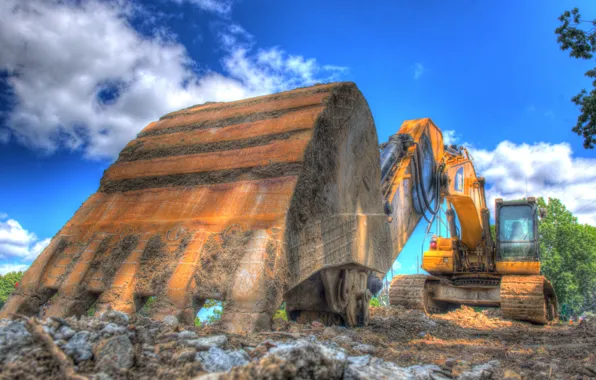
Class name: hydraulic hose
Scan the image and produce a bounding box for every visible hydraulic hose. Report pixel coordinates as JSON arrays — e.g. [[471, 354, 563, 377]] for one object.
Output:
[[412, 140, 441, 221]]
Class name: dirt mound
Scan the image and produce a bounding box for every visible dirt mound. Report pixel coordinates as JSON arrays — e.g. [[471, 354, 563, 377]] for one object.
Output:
[[433, 306, 516, 330]]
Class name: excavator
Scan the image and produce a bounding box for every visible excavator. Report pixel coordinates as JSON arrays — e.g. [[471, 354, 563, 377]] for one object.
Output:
[[379, 120, 558, 324], [0, 82, 557, 331]]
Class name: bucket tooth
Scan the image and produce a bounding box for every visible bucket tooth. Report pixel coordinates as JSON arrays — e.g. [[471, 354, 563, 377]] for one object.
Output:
[[0, 236, 68, 318], [220, 229, 284, 333], [95, 234, 150, 316], [147, 231, 208, 324], [45, 233, 114, 318]]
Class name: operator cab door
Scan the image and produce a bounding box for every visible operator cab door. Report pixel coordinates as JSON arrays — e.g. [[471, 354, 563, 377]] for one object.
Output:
[[495, 199, 540, 274]]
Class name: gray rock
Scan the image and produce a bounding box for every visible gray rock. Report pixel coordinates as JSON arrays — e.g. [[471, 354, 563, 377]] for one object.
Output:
[[195, 347, 249, 372], [194, 374, 225, 380], [144, 352, 160, 361], [163, 315, 178, 326], [137, 328, 154, 344], [353, 343, 377, 354], [91, 373, 114, 380], [43, 325, 55, 336], [265, 340, 347, 379], [345, 357, 441, 380], [95, 335, 134, 372], [64, 331, 94, 363], [409, 364, 444, 379], [142, 343, 154, 352], [457, 363, 495, 380], [533, 361, 550, 371], [56, 325, 76, 340], [55, 339, 67, 348], [99, 310, 129, 326], [174, 349, 198, 364], [178, 330, 198, 340], [101, 323, 126, 337], [186, 335, 228, 350], [332, 335, 355, 346], [348, 355, 371, 366], [0, 321, 34, 363]]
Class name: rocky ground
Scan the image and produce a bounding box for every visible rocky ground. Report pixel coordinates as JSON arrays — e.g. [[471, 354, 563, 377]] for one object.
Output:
[[1, 306, 595, 380]]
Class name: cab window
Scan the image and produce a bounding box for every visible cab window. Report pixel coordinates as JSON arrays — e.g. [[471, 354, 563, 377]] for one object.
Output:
[[499, 205, 534, 241], [498, 205, 535, 260]]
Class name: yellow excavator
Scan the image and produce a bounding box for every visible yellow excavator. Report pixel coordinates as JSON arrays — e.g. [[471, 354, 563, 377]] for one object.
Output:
[[381, 119, 558, 324]]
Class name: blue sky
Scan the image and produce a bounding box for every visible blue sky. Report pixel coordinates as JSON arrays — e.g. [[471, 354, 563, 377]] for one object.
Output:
[[2, 0, 596, 287]]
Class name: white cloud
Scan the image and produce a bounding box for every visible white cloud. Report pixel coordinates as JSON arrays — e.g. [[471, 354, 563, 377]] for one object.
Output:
[[470, 141, 596, 225], [413, 63, 425, 80], [0, 216, 51, 262], [170, 0, 234, 14], [544, 110, 555, 119], [0, 0, 348, 160], [0, 264, 29, 275], [217, 24, 348, 94], [0, 213, 7, 220], [443, 130, 457, 145]]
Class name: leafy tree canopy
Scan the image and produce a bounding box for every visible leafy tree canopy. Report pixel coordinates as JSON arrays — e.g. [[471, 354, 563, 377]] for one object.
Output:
[[556, 8, 596, 149], [537, 197, 596, 317], [0, 271, 24, 309]]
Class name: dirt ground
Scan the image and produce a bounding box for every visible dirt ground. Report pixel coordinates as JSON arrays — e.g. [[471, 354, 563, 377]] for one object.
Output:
[[365, 306, 596, 379], [259, 306, 596, 379], [1, 305, 595, 380], [207, 305, 596, 379]]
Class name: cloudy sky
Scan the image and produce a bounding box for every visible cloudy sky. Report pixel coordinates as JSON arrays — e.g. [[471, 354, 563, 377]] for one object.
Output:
[[1, 0, 596, 277]]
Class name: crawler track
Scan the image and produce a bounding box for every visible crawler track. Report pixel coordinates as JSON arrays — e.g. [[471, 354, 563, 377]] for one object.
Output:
[[389, 274, 446, 313], [500, 275, 558, 324]]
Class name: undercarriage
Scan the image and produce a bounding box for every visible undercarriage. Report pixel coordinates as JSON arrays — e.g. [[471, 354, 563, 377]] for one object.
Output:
[[389, 274, 558, 324], [285, 265, 374, 327]]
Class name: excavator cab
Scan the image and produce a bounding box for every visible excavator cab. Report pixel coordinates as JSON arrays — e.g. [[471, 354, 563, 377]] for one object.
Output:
[[495, 197, 540, 263]]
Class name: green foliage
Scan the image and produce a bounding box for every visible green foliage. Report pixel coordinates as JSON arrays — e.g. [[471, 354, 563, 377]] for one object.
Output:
[[537, 197, 596, 317], [272, 308, 288, 321], [273, 302, 288, 321], [555, 8, 596, 149], [369, 297, 381, 307], [203, 299, 223, 324], [87, 303, 96, 317], [138, 296, 156, 317], [0, 271, 24, 309], [194, 316, 202, 327]]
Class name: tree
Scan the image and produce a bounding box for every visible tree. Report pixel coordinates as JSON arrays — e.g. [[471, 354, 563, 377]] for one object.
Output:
[[272, 302, 288, 321], [0, 271, 23, 309], [537, 197, 596, 317], [203, 299, 223, 324], [369, 297, 381, 308], [555, 8, 596, 149]]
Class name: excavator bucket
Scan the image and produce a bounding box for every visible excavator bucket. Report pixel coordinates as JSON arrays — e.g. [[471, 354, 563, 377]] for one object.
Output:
[[0, 82, 392, 332]]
